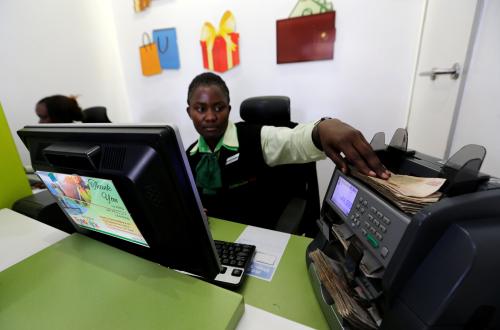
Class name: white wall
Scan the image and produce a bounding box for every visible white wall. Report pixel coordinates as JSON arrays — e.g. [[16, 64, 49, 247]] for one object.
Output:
[[0, 0, 425, 198], [450, 0, 500, 177], [0, 0, 131, 164], [2, 0, 496, 204], [110, 0, 423, 197]]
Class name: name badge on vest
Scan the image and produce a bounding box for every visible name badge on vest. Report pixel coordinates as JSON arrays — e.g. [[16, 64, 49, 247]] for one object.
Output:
[[225, 153, 239, 165]]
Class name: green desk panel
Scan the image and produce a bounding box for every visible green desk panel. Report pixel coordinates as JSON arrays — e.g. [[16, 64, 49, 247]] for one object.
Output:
[[209, 218, 330, 330], [0, 102, 32, 209], [0, 234, 243, 330]]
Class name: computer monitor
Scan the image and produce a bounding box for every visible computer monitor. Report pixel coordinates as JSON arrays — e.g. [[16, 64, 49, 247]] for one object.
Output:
[[18, 124, 221, 279]]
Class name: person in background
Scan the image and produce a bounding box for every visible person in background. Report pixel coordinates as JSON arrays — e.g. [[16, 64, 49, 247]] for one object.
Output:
[[185, 72, 389, 227], [35, 95, 82, 123]]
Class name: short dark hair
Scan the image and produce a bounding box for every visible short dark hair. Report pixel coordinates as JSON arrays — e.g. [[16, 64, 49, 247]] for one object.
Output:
[[37, 95, 82, 123], [187, 72, 230, 105]]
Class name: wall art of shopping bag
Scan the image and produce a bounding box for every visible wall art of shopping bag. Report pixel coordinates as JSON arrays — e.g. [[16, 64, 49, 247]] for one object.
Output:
[[134, 0, 152, 12], [152, 27, 180, 69], [276, 1, 336, 64], [200, 10, 240, 73], [139, 32, 162, 76]]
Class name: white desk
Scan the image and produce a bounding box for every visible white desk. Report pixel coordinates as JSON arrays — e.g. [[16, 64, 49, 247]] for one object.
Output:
[[0, 208, 313, 330], [237, 305, 314, 329], [0, 208, 69, 271]]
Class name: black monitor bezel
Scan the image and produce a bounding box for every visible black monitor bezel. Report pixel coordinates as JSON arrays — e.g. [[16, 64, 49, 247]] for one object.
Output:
[[18, 124, 221, 279]]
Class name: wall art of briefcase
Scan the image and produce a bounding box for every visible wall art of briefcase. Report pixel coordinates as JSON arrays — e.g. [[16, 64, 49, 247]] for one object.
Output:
[[276, 0, 336, 64]]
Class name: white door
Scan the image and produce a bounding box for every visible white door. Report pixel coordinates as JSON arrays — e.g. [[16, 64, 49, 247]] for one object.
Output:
[[449, 0, 500, 177], [406, 0, 482, 159]]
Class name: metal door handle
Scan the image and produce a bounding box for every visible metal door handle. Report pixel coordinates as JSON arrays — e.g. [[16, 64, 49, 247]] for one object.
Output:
[[419, 63, 460, 80]]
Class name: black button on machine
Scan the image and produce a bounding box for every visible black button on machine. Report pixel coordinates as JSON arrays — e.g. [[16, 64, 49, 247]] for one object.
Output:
[[383, 216, 391, 225], [232, 269, 243, 277], [380, 246, 389, 258]]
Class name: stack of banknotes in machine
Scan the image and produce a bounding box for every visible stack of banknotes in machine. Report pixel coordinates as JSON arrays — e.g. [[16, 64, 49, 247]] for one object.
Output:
[[309, 249, 379, 330], [351, 170, 446, 214]]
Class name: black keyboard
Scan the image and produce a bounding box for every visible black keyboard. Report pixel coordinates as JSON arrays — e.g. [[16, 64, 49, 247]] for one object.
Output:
[[213, 240, 256, 288]]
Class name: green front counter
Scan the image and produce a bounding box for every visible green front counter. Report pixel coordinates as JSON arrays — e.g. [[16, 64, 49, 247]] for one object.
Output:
[[0, 234, 243, 330], [0, 218, 330, 330]]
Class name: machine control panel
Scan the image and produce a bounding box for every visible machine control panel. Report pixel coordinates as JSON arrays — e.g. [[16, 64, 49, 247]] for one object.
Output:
[[325, 170, 411, 267]]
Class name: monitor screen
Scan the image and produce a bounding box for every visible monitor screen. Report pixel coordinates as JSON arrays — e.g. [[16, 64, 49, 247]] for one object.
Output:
[[18, 124, 221, 279]]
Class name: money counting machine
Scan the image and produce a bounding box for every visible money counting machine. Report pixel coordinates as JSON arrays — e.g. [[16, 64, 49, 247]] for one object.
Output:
[[307, 129, 500, 329]]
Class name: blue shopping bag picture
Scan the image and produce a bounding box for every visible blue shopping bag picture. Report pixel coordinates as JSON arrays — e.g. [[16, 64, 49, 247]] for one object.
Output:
[[152, 27, 181, 69]]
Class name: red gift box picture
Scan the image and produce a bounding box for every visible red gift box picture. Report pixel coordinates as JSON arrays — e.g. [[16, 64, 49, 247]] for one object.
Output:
[[200, 11, 240, 73]]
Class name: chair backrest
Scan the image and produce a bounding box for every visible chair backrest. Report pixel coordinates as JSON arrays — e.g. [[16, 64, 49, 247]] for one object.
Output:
[[240, 96, 292, 127], [82, 106, 111, 123], [240, 96, 320, 237]]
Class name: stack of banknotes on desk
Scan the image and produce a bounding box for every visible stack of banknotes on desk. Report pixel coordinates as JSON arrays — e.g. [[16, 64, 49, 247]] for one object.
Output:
[[351, 170, 447, 214]]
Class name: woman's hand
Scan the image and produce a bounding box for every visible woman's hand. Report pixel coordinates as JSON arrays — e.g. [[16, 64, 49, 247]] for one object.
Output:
[[315, 118, 390, 179]]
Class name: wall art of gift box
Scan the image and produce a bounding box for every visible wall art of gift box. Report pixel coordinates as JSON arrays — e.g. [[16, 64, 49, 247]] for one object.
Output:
[[139, 28, 181, 77], [200, 11, 240, 73], [276, 0, 336, 64]]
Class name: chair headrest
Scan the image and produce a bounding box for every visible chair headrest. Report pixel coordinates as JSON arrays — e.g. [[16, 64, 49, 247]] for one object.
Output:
[[82, 106, 111, 123], [240, 96, 291, 127]]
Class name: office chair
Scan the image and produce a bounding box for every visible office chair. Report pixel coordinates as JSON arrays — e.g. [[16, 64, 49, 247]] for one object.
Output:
[[240, 96, 320, 237], [82, 106, 111, 123]]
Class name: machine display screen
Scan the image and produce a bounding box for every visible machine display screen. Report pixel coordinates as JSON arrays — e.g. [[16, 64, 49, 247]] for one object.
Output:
[[37, 171, 149, 247], [331, 176, 358, 216]]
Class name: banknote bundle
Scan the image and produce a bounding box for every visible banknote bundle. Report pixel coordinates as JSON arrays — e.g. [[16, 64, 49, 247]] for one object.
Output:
[[309, 249, 378, 330], [351, 170, 446, 214]]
